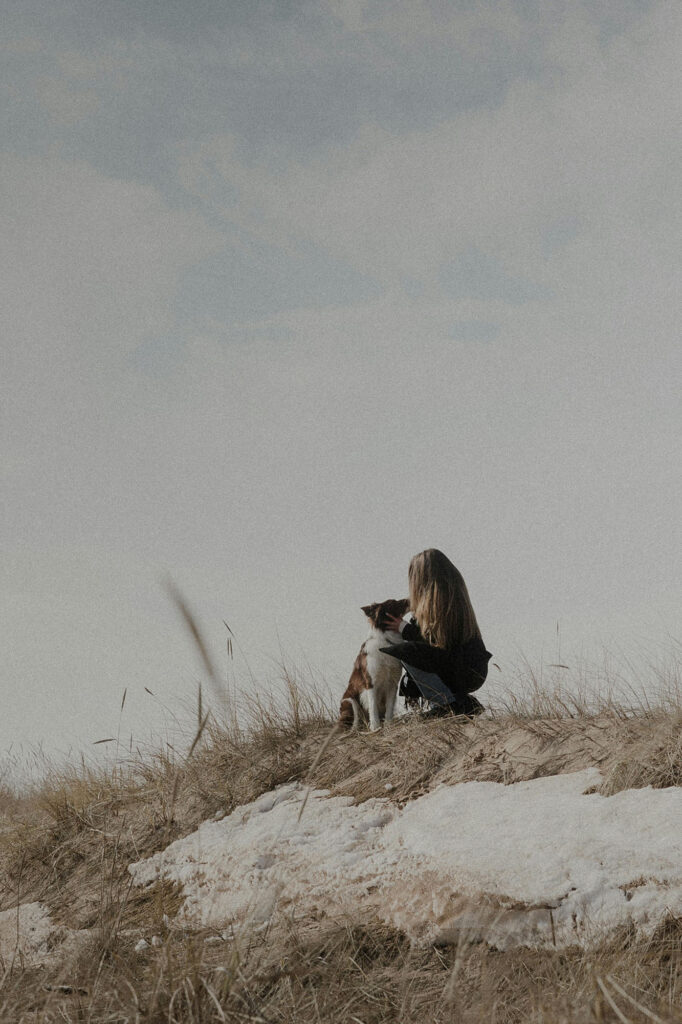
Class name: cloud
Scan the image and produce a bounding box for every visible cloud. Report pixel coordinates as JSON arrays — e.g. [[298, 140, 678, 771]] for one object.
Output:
[[1, 152, 226, 545], [178, 1, 680, 305], [1, 154, 224, 373], [34, 75, 100, 123]]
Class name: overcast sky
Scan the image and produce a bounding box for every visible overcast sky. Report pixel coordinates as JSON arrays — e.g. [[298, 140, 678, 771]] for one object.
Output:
[[3, 0, 680, 761]]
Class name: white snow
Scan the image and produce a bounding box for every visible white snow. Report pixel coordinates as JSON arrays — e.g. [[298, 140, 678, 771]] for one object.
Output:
[[0, 902, 56, 966], [129, 768, 682, 950], [0, 902, 89, 967]]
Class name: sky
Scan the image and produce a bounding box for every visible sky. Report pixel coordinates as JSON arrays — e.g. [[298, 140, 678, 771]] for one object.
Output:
[[2, 0, 681, 761]]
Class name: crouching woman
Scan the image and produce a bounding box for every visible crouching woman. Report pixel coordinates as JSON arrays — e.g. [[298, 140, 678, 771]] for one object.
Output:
[[383, 548, 491, 718]]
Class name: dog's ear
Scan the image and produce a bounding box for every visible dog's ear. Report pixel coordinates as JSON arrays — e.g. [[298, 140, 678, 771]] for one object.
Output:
[[361, 603, 378, 620]]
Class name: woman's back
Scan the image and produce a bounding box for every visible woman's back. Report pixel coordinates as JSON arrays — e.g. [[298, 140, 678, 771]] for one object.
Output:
[[382, 549, 491, 716]]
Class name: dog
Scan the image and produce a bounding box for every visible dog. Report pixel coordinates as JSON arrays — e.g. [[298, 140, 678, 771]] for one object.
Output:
[[338, 598, 410, 731]]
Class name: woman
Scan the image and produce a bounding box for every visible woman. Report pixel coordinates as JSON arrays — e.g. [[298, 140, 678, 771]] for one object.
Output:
[[383, 548, 491, 718]]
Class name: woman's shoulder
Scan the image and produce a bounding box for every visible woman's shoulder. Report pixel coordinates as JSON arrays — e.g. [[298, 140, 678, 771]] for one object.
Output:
[[463, 635, 492, 660]]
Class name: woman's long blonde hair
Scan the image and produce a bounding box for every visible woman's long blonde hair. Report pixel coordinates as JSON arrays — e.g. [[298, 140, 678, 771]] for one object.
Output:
[[408, 549, 481, 648]]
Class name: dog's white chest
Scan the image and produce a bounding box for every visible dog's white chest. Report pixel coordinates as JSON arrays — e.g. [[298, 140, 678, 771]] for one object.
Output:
[[359, 632, 402, 714]]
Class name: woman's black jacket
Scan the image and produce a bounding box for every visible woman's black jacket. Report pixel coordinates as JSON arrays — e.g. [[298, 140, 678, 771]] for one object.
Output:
[[382, 619, 491, 702]]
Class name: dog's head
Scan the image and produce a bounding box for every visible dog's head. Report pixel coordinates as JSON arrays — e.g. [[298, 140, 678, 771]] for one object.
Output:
[[361, 597, 410, 632]]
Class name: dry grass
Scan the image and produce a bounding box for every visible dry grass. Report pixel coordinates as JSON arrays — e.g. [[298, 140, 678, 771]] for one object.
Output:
[[0, 910, 680, 1022], [1, 643, 681, 1022]]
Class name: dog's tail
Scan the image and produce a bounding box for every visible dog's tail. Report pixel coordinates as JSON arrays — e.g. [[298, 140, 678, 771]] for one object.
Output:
[[339, 696, 361, 730]]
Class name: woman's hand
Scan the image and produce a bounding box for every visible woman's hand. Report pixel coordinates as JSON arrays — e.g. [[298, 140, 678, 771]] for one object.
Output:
[[384, 613, 405, 633]]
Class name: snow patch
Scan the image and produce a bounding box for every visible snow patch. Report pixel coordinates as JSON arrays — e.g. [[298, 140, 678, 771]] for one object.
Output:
[[0, 902, 56, 966], [0, 902, 90, 967], [129, 769, 682, 949]]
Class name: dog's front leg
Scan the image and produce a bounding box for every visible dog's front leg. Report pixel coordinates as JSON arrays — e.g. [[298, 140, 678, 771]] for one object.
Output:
[[365, 688, 381, 731], [384, 686, 398, 724]]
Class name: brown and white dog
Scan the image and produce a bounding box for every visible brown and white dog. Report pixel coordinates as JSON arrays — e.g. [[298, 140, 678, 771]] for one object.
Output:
[[338, 598, 410, 731]]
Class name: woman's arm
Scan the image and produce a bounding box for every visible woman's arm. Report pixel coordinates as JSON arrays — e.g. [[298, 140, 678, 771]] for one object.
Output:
[[400, 619, 423, 642], [384, 613, 424, 641], [381, 637, 491, 694]]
